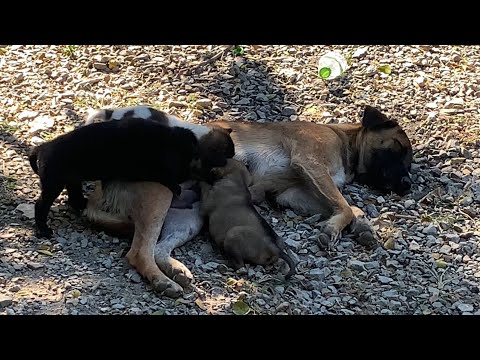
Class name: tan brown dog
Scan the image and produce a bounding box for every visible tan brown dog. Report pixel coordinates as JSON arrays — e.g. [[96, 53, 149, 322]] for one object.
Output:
[[212, 105, 413, 246], [200, 159, 296, 278]]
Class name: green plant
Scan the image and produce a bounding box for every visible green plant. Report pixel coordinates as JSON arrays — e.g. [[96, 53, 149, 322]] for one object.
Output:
[[232, 46, 245, 56], [62, 45, 78, 59]]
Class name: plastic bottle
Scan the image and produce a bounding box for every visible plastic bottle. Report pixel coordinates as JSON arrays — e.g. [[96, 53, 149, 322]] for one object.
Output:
[[318, 51, 348, 80]]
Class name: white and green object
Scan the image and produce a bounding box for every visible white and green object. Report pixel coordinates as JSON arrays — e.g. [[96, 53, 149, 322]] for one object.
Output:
[[318, 51, 348, 80]]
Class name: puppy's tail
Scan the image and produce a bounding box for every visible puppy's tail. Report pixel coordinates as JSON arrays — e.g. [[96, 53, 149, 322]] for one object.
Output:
[[279, 250, 296, 280], [85, 109, 114, 125], [28, 147, 39, 175]]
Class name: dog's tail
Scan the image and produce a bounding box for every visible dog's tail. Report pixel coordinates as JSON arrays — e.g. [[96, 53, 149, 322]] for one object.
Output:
[[279, 250, 296, 280], [85, 109, 114, 125], [28, 147, 40, 175]]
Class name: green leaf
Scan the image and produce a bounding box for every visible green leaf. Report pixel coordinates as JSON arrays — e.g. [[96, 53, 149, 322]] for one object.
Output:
[[436, 260, 448, 269], [152, 309, 165, 315], [232, 300, 251, 315], [378, 64, 392, 74], [71, 289, 81, 298], [232, 46, 244, 56], [37, 249, 53, 256]]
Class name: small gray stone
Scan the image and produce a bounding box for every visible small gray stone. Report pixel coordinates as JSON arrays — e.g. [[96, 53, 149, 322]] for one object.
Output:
[[15, 203, 35, 219], [93, 62, 108, 70], [18, 110, 39, 121], [0, 296, 13, 308], [377, 196, 386, 204], [444, 233, 460, 242], [9, 285, 21, 292], [276, 302, 290, 312], [282, 106, 296, 116], [80, 239, 88, 248], [366, 204, 379, 218], [457, 303, 473, 312], [130, 273, 142, 283], [382, 290, 399, 298], [285, 238, 302, 251], [349, 260, 366, 272], [422, 224, 438, 235], [378, 276, 393, 284], [194, 98, 213, 109], [404, 200, 415, 209], [439, 244, 451, 254], [6, 308, 15, 315], [112, 303, 125, 310], [409, 240, 421, 251], [236, 98, 251, 105], [364, 261, 380, 270], [255, 94, 269, 102], [27, 262, 44, 270], [274, 286, 285, 295]]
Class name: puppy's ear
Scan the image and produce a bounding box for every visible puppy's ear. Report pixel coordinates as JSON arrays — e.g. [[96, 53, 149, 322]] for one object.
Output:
[[361, 105, 397, 130]]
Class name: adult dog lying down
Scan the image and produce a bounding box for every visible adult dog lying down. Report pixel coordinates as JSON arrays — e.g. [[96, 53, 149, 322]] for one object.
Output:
[[84, 105, 413, 297], [28, 117, 201, 239]]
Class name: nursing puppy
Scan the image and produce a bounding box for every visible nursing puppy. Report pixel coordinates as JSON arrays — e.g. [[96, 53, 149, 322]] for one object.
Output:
[[29, 118, 200, 239], [200, 159, 296, 279]]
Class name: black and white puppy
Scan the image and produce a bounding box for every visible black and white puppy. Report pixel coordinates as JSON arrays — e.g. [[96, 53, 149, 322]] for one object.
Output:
[[86, 106, 235, 171], [29, 117, 202, 239]]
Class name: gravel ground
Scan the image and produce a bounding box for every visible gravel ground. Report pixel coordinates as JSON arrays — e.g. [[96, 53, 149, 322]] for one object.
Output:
[[1, 45, 479, 315]]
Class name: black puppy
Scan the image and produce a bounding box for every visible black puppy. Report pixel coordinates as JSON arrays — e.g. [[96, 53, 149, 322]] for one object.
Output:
[[29, 118, 201, 239]]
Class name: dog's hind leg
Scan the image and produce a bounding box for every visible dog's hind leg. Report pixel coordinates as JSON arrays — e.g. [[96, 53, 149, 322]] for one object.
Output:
[[66, 181, 87, 211], [34, 180, 65, 239], [125, 182, 185, 298], [155, 203, 203, 288]]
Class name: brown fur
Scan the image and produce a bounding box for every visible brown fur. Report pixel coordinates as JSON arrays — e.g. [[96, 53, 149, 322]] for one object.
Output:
[[212, 106, 413, 245], [200, 159, 296, 278]]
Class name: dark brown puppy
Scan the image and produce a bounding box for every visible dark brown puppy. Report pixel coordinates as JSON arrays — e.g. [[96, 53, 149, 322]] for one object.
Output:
[[29, 117, 201, 239], [200, 159, 296, 279]]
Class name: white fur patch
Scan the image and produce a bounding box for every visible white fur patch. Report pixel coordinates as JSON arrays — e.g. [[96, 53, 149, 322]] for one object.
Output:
[[235, 143, 289, 176], [166, 114, 211, 139], [110, 106, 152, 120], [331, 167, 346, 188]]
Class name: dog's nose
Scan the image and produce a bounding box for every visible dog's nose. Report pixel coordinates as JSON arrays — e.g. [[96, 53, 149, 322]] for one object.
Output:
[[400, 176, 412, 190]]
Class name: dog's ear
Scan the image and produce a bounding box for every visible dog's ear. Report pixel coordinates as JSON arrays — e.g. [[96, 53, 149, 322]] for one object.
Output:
[[361, 105, 397, 130]]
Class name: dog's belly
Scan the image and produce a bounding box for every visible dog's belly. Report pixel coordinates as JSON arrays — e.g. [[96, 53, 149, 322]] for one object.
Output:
[[235, 143, 290, 177]]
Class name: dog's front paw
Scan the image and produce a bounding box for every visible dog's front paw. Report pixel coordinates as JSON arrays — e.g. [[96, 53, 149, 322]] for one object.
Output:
[[350, 206, 377, 247], [155, 257, 194, 288], [151, 276, 184, 298]]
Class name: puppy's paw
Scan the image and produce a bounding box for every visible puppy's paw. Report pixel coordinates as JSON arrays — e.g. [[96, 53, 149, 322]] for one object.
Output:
[[36, 227, 53, 239], [69, 197, 87, 212]]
